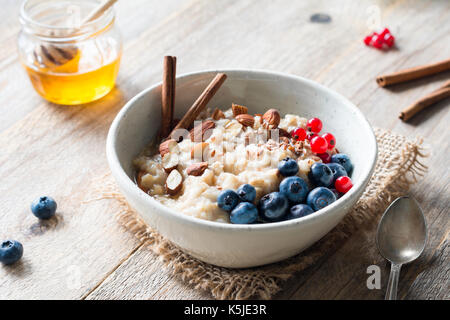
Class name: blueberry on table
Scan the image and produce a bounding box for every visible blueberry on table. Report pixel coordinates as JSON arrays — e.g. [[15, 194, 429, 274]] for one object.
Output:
[[258, 192, 289, 221], [308, 162, 333, 187], [307, 187, 337, 211], [327, 163, 348, 182], [230, 202, 258, 224], [237, 184, 256, 203], [31, 196, 57, 220], [279, 176, 309, 204], [217, 190, 240, 212], [287, 204, 314, 220], [0, 240, 23, 265], [331, 154, 353, 175], [278, 158, 299, 177]]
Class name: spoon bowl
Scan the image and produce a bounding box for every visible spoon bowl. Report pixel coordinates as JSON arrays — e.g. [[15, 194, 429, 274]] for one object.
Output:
[[376, 196, 427, 299]]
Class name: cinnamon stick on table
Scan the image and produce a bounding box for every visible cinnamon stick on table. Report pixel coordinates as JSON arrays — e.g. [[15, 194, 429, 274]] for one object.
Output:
[[399, 80, 450, 121], [377, 58, 450, 87], [168, 73, 227, 140], [161, 56, 177, 137]]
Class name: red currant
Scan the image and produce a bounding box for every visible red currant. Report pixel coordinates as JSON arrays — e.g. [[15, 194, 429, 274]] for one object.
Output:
[[322, 133, 336, 150], [364, 35, 372, 46], [384, 34, 395, 47], [380, 28, 390, 37], [318, 152, 331, 163], [373, 34, 384, 49], [335, 176, 353, 193], [306, 132, 318, 141], [310, 136, 328, 154], [307, 118, 323, 133], [291, 127, 307, 141]]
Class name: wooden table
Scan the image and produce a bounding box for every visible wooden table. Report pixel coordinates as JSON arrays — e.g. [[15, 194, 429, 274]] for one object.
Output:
[[0, 0, 448, 300]]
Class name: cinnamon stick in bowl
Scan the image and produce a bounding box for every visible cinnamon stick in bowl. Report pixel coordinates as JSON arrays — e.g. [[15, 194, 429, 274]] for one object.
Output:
[[399, 80, 450, 121], [168, 73, 227, 140], [377, 58, 450, 87], [161, 56, 177, 138]]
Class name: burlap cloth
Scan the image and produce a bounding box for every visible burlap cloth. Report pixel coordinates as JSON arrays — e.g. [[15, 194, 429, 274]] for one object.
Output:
[[93, 128, 427, 300]]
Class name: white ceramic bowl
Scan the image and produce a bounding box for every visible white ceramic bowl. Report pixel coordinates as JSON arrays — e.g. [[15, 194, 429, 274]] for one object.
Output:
[[106, 70, 377, 268]]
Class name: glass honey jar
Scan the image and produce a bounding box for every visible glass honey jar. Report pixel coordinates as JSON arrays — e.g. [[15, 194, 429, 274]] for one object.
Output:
[[18, 0, 122, 105]]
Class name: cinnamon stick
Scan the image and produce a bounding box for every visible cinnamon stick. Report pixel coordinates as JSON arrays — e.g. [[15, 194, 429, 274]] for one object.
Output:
[[377, 58, 450, 87], [399, 80, 450, 121], [168, 73, 227, 140], [161, 56, 177, 138]]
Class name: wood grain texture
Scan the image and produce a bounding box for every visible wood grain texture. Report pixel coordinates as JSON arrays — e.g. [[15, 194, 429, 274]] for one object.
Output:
[[0, 0, 449, 300]]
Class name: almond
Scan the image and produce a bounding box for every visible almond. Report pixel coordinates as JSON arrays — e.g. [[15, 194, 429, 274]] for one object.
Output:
[[159, 139, 178, 156], [136, 170, 149, 193], [232, 103, 248, 116], [165, 169, 183, 195], [161, 152, 179, 173], [190, 120, 215, 142], [235, 114, 255, 127], [262, 109, 280, 128], [212, 108, 225, 120], [187, 162, 208, 176], [191, 142, 209, 161]]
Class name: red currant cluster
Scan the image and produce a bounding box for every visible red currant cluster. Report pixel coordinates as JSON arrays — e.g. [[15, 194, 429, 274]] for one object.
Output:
[[291, 118, 336, 158], [364, 28, 395, 50]]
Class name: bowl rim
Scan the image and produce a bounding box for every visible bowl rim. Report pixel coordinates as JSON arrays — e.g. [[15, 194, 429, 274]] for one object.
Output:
[[106, 68, 378, 232]]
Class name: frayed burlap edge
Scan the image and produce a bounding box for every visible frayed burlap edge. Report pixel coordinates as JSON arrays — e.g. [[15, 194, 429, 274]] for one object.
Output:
[[88, 128, 428, 300]]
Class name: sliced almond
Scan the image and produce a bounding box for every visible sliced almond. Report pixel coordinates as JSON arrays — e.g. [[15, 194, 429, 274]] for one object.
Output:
[[212, 108, 225, 120], [161, 152, 179, 173], [191, 142, 209, 161], [190, 120, 215, 142], [232, 103, 248, 116], [235, 114, 255, 127], [187, 162, 208, 176], [165, 169, 183, 195], [136, 170, 149, 193], [159, 139, 178, 156], [262, 109, 281, 129]]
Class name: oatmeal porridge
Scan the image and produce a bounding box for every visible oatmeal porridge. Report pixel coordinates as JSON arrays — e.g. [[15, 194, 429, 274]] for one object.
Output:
[[133, 104, 353, 224]]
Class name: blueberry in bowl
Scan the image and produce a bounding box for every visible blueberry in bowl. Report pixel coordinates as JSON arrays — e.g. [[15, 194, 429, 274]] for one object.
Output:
[[307, 187, 337, 211], [286, 204, 314, 220], [237, 184, 256, 203], [279, 176, 309, 204], [331, 154, 353, 175], [327, 163, 347, 182], [230, 202, 258, 224], [308, 163, 333, 187], [217, 190, 240, 212], [258, 192, 289, 221], [278, 157, 299, 177]]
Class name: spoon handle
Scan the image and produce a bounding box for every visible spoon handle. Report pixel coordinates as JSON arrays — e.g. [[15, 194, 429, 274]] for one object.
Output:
[[386, 263, 402, 300]]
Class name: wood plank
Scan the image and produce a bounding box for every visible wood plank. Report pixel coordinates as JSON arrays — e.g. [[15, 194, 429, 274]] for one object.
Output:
[[0, 0, 448, 300]]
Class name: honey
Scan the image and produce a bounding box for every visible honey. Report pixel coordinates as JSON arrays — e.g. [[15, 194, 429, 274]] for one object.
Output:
[[18, 0, 122, 105], [24, 55, 121, 105]]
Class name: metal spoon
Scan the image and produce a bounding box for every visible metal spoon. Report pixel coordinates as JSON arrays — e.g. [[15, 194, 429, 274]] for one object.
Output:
[[376, 196, 427, 300]]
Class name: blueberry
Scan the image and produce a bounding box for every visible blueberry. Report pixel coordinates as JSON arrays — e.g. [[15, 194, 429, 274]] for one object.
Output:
[[306, 187, 337, 211], [331, 154, 353, 175], [330, 188, 340, 199], [0, 240, 23, 265], [217, 190, 240, 212], [237, 184, 256, 203], [287, 204, 314, 220], [279, 176, 309, 204], [278, 158, 299, 177], [31, 196, 57, 220], [308, 163, 333, 187], [230, 202, 258, 224], [327, 163, 348, 182], [258, 192, 289, 221]]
